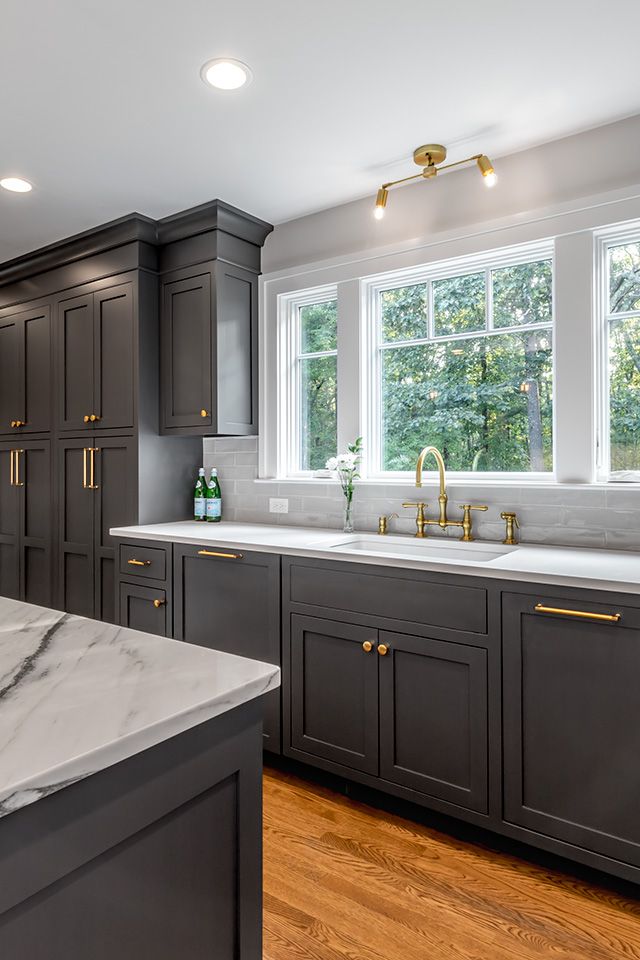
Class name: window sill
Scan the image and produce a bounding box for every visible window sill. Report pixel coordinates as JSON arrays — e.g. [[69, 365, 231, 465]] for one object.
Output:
[[256, 476, 640, 490]]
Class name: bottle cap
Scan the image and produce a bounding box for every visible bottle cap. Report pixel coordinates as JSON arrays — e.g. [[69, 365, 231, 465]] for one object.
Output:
[[198, 467, 205, 475], [210, 468, 218, 476]]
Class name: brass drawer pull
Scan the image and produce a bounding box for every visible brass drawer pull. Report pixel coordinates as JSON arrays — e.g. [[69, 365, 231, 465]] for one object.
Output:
[[9, 449, 15, 486], [197, 549, 243, 560], [377, 643, 390, 656], [13, 449, 24, 487], [153, 598, 165, 608], [83, 447, 99, 490], [128, 558, 152, 567], [534, 604, 621, 623]]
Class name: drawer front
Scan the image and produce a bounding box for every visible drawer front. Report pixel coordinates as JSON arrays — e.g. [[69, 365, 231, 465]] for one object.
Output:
[[289, 560, 487, 635], [119, 543, 167, 581]]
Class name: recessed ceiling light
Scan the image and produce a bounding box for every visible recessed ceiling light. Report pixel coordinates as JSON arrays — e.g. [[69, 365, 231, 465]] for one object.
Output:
[[200, 58, 252, 90], [0, 177, 32, 193]]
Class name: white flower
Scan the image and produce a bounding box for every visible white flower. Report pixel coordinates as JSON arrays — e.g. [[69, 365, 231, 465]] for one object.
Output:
[[336, 452, 357, 469], [325, 456, 339, 471]]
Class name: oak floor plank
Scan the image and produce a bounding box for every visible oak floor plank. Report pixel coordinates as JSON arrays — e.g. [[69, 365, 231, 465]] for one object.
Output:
[[263, 768, 640, 960]]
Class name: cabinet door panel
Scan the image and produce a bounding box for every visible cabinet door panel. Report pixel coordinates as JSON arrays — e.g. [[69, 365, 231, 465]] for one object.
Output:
[[173, 545, 280, 751], [0, 444, 19, 599], [94, 438, 137, 624], [20, 441, 51, 606], [503, 593, 640, 867], [22, 306, 51, 433], [161, 273, 212, 430], [58, 294, 94, 431], [58, 440, 94, 617], [119, 582, 168, 637], [215, 264, 256, 434], [379, 631, 488, 812], [0, 317, 20, 433], [289, 615, 379, 773], [94, 284, 134, 431]]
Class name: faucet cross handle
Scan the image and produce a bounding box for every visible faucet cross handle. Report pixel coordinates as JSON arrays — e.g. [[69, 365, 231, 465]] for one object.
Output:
[[459, 503, 488, 542], [402, 501, 428, 538]]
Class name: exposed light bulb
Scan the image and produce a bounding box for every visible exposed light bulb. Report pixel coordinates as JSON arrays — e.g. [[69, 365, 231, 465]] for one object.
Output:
[[0, 177, 32, 193], [484, 170, 498, 188], [373, 206, 385, 220], [477, 155, 497, 188], [374, 186, 388, 220]]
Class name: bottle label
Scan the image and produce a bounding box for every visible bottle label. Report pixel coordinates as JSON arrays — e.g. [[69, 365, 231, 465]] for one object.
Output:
[[194, 497, 206, 519], [206, 498, 222, 519]]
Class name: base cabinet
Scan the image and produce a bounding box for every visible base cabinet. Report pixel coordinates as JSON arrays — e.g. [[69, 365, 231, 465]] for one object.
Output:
[[119, 582, 168, 636], [503, 592, 640, 869]]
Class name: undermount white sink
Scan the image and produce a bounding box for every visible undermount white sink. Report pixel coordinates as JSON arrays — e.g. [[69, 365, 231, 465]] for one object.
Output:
[[323, 534, 516, 564]]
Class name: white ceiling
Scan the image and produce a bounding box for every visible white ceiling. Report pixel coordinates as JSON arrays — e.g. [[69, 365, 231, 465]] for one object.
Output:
[[2, 0, 640, 262]]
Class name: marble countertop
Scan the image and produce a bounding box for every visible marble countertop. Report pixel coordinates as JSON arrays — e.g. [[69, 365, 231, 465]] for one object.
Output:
[[0, 597, 280, 819], [111, 520, 640, 594]]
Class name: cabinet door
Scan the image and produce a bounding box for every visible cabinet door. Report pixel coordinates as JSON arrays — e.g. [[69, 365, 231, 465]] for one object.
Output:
[[503, 593, 640, 867], [173, 544, 281, 751], [215, 263, 257, 435], [19, 441, 52, 607], [0, 315, 20, 434], [58, 439, 96, 617], [0, 443, 20, 599], [379, 631, 488, 812], [161, 272, 212, 431], [22, 306, 52, 434], [119, 582, 168, 636], [58, 294, 95, 431], [93, 284, 134, 431], [93, 438, 137, 623], [289, 615, 379, 774]]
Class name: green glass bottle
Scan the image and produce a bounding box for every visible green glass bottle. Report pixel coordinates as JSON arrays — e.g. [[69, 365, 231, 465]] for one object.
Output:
[[193, 468, 206, 521], [206, 468, 222, 522]]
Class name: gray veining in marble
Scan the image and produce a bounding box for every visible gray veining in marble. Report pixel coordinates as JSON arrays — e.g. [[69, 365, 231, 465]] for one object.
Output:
[[0, 597, 280, 818]]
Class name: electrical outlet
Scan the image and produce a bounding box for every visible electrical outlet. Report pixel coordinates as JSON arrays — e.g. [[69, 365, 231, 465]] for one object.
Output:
[[269, 498, 289, 514]]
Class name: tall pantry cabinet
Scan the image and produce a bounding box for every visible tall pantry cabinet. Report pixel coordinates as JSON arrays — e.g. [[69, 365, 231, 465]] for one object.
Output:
[[0, 201, 272, 619]]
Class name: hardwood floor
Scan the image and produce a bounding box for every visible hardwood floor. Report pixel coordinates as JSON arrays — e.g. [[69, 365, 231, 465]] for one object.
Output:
[[263, 767, 640, 960]]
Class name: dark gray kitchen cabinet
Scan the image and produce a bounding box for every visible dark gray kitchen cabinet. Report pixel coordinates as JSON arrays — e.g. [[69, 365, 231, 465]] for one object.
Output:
[[502, 593, 640, 868], [289, 615, 379, 774], [0, 440, 51, 606], [378, 631, 488, 813], [0, 302, 51, 435], [160, 263, 258, 436], [119, 582, 168, 636], [173, 544, 281, 750], [57, 282, 134, 433], [58, 437, 136, 622]]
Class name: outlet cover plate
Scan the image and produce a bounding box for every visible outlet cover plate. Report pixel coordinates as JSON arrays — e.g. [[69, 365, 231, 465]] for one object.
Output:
[[269, 498, 289, 514]]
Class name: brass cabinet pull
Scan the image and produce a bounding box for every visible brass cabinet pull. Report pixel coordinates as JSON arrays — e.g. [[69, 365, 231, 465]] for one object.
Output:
[[11, 419, 26, 428], [362, 640, 373, 653], [128, 558, 151, 567], [9, 449, 15, 486], [153, 598, 165, 608], [83, 448, 99, 490], [83, 415, 91, 423], [197, 549, 243, 560], [83, 447, 88, 487], [13, 449, 24, 487], [534, 604, 621, 624], [200, 409, 209, 418], [377, 643, 389, 656], [90, 414, 101, 422]]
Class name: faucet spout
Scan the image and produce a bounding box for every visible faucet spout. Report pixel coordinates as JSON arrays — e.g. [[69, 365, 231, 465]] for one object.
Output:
[[416, 445, 448, 526]]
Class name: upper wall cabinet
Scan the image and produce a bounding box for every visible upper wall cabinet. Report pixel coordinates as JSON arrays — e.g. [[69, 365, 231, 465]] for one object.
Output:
[[0, 302, 51, 435], [158, 203, 272, 437], [57, 280, 134, 433]]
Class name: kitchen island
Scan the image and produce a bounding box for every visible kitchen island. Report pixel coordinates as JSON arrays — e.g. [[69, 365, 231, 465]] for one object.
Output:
[[0, 596, 279, 959]]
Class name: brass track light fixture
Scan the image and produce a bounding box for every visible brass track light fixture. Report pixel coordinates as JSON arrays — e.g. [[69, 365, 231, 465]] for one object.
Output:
[[374, 143, 497, 219]]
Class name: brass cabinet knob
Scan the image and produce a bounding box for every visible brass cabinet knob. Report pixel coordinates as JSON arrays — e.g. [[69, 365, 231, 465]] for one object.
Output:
[[89, 414, 101, 422], [11, 420, 25, 428], [200, 409, 209, 418], [153, 598, 165, 608], [362, 640, 373, 653], [377, 643, 389, 656], [83, 415, 91, 423]]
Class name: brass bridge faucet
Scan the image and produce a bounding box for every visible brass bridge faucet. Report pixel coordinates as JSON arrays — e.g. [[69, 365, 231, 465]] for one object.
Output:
[[403, 445, 487, 542]]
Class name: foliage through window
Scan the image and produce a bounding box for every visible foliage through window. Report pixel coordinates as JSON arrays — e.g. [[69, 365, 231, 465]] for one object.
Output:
[[297, 299, 337, 470], [376, 258, 553, 473], [605, 239, 640, 475]]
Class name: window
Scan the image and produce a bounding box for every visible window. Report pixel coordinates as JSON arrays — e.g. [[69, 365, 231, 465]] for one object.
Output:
[[601, 234, 640, 478], [369, 253, 554, 475]]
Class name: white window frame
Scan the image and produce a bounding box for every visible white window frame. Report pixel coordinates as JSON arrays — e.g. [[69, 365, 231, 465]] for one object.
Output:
[[277, 283, 338, 477], [361, 240, 556, 481], [595, 222, 640, 481]]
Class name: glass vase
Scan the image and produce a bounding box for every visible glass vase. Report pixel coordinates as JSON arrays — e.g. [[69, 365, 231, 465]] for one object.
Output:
[[343, 497, 354, 533]]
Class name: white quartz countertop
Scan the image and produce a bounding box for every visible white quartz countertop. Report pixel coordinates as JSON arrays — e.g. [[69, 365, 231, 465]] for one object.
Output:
[[0, 597, 280, 818], [110, 520, 640, 595]]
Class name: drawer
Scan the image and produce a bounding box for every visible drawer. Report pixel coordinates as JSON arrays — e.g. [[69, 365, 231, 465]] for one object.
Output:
[[119, 543, 167, 581], [289, 560, 487, 635]]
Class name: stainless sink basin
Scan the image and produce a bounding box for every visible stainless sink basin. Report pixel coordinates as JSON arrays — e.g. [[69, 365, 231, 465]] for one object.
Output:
[[323, 534, 516, 564]]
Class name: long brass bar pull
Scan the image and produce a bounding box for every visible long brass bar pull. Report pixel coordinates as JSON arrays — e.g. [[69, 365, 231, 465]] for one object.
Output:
[[128, 559, 151, 567], [87, 448, 99, 490], [82, 447, 88, 488], [197, 550, 243, 560], [534, 604, 621, 623], [9, 449, 15, 486], [14, 449, 24, 487]]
